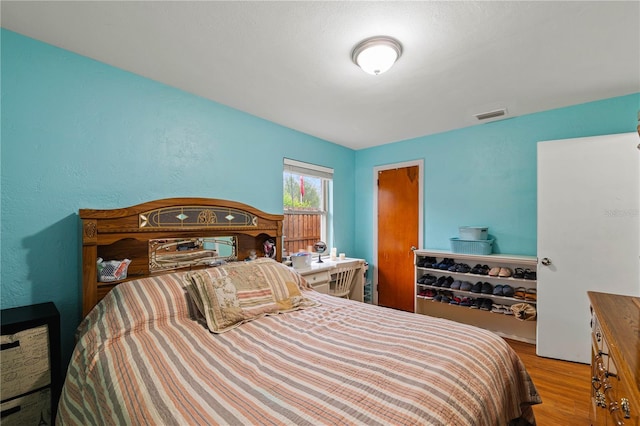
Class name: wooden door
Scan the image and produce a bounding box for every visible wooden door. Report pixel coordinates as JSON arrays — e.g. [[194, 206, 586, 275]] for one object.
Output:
[[537, 132, 639, 363], [377, 166, 420, 312]]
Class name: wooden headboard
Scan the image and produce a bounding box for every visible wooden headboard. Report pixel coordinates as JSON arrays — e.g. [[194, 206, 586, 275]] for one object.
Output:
[[80, 197, 283, 316]]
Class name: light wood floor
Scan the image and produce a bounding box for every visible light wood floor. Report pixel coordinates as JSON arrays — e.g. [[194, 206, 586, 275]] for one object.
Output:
[[506, 339, 592, 425]]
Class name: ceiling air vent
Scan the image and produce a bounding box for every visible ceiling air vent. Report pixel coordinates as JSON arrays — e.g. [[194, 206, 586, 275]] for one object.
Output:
[[474, 108, 507, 121]]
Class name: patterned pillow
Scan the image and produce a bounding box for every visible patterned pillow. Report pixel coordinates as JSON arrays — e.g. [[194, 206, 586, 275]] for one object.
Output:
[[184, 259, 318, 333]]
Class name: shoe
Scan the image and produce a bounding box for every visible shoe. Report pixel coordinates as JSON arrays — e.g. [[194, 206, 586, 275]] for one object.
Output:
[[488, 267, 501, 276], [524, 269, 537, 280], [481, 282, 493, 294], [491, 304, 504, 314], [525, 288, 537, 301], [433, 293, 443, 302], [438, 258, 455, 270], [433, 276, 446, 287], [501, 285, 515, 297], [470, 264, 484, 274], [455, 263, 471, 273], [471, 298, 484, 309], [424, 289, 436, 300], [424, 256, 437, 267], [470, 282, 483, 293], [498, 267, 512, 277], [480, 299, 493, 311], [450, 280, 462, 290], [512, 268, 525, 279], [493, 284, 504, 295], [513, 287, 526, 300], [441, 278, 453, 289], [449, 296, 461, 305], [460, 281, 473, 291], [504, 305, 514, 315], [417, 274, 436, 284], [459, 297, 473, 307]]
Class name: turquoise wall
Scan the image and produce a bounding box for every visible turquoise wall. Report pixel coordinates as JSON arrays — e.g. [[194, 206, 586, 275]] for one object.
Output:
[[0, 30, 356, 362], [2, 28, 639, 367], [354, 93, 640, 266]]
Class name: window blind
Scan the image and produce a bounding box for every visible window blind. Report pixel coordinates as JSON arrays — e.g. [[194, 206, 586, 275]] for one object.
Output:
[[283, 158, 333, 180]]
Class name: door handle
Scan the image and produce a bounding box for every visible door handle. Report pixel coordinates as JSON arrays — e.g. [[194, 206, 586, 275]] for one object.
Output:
[[541, 257, 552, 266], [410, 246, 417, 251]]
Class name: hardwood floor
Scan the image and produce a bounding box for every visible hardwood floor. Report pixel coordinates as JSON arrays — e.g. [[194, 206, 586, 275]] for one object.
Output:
[[506, 339, 592, 425]]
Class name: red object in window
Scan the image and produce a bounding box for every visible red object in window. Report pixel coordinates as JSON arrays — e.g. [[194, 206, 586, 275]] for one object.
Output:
[[300, 176, 305, 198]]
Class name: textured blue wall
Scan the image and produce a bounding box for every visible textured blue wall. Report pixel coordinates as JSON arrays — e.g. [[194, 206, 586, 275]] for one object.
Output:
[[354, 93, 640, 268], [2, 28, 639, 367], [0, 30, 355, 362]]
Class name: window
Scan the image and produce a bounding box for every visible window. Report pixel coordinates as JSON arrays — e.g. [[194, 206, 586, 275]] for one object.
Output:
[[283, 158, 333, 256]]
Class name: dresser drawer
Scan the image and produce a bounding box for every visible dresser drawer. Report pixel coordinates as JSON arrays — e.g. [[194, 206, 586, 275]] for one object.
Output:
[[304, 270, 331, 287], [1, 324, 51, 400], [0, 388, 51, 426]]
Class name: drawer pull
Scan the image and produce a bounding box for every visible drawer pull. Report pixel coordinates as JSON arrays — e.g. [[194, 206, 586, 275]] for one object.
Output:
[[0, 405, 21, 418], [592, 376, 602, 390], [596, 331, 601, 342], [621, 398, 630, 419], [0, 341, 20, 351]]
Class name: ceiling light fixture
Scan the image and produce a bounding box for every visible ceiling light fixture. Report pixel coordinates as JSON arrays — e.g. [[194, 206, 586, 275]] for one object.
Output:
[[352, 36, 402, 75]]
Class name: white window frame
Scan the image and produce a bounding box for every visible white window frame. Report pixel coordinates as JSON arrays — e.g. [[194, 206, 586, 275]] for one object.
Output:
[[283, 158, 334, 249]]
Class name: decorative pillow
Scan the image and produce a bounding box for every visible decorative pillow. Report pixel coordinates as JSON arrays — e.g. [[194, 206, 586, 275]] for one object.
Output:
[[184, 259, 318, 333]]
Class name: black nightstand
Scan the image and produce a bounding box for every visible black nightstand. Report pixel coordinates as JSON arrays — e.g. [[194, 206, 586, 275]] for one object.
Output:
[[1, 302, 61, 425]]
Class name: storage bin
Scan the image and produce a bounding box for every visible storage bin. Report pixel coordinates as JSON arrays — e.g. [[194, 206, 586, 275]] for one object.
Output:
[[459, 226, 489, 240], [450, 238, 494, 255], [98, 259, 131, 282], [292, 252, 312, 269]]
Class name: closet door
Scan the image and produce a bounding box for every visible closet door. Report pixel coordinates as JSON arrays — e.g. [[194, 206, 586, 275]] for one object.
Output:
[[537, 132, 639, 363]]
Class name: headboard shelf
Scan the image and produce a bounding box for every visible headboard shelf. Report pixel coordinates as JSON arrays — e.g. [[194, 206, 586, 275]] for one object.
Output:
[[80, 197, 283, 316]]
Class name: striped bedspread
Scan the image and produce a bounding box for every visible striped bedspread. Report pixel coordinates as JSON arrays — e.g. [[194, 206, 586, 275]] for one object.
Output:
[[58, 271, 541, 426]]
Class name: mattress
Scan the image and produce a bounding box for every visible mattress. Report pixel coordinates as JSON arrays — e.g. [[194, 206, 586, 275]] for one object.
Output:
[[57, 269, 540, 425]]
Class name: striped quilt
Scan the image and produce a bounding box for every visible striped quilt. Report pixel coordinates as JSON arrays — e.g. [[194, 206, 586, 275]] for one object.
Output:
[[58, 270, 541, 426]]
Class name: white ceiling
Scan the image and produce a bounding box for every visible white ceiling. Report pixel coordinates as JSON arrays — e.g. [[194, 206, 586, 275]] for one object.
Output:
[[2, 1, 639, 150]]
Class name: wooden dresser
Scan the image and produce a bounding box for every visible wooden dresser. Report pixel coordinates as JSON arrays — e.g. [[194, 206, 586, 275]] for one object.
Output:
[[589, 291, 640, 425]]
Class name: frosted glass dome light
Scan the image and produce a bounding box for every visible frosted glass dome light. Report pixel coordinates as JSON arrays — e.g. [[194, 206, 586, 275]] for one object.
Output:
[[352, 36, 402, 75]]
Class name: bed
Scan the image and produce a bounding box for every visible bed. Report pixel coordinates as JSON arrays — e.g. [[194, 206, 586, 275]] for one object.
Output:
[[60, 198, 541, 425]]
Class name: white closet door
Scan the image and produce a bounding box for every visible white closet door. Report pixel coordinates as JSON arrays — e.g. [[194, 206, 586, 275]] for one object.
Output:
[[537, 132, 639, 363]]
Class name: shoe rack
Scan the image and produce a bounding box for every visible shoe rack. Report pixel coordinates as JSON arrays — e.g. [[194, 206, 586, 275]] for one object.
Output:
[[414, 249, 538, 344]]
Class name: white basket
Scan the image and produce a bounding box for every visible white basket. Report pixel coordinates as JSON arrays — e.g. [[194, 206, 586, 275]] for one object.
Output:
[[459, 226, 489, 240]]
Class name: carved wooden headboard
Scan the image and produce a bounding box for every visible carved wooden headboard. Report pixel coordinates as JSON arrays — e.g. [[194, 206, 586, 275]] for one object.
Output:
[[80, 197, 283, 316]]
